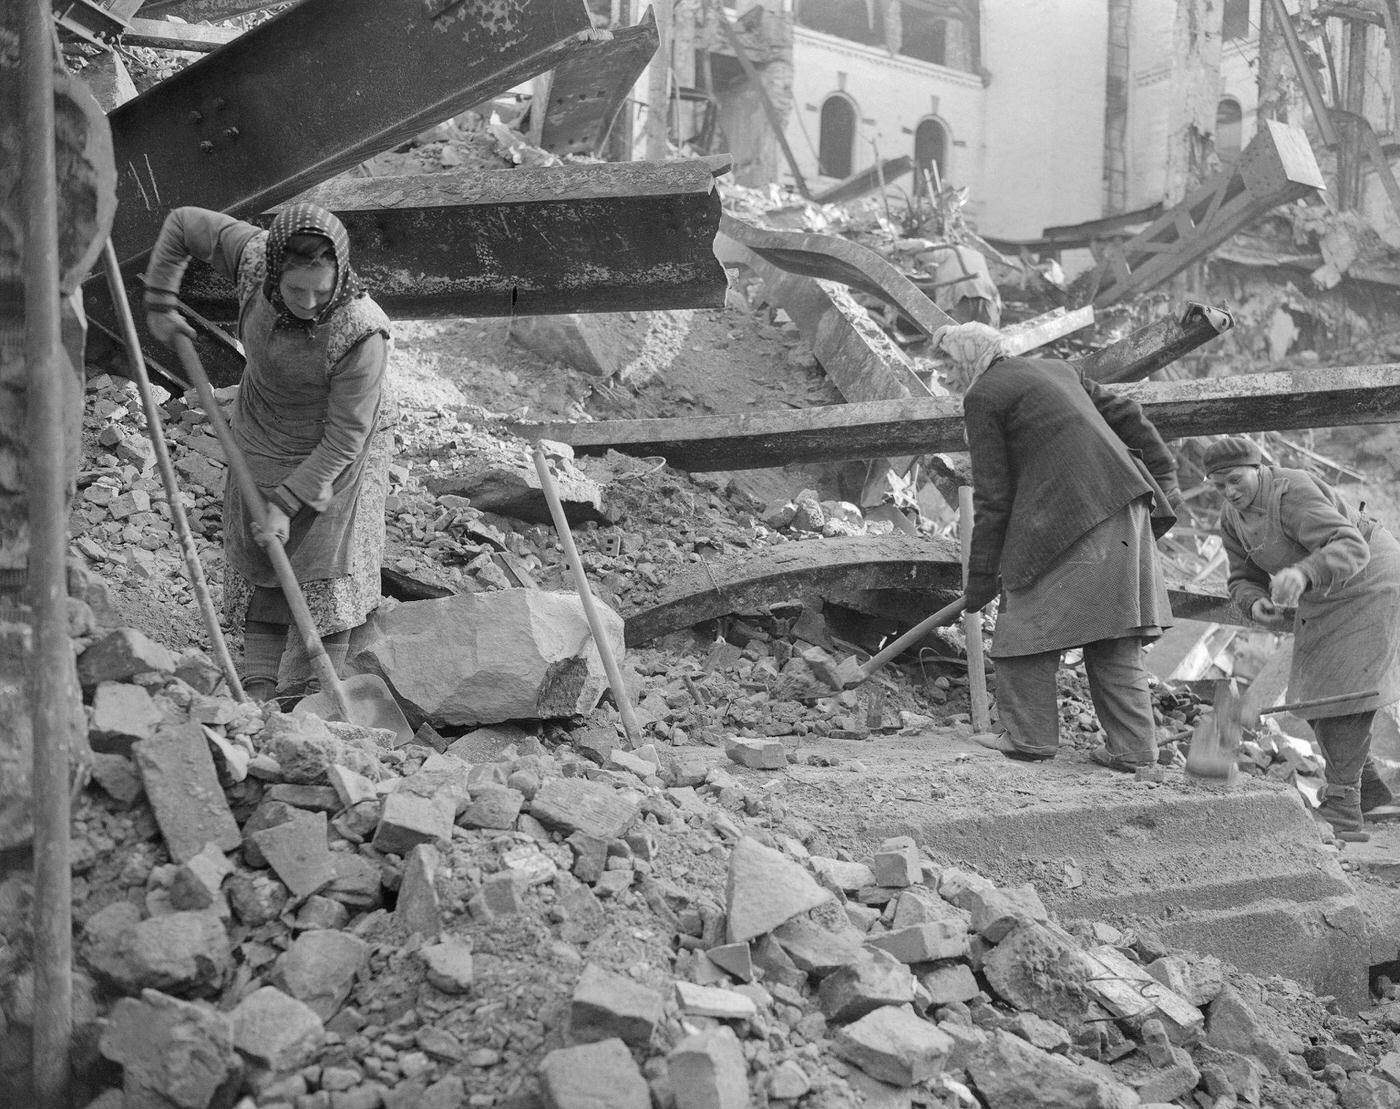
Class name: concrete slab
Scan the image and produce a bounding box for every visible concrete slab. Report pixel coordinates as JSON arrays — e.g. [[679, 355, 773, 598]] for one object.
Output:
[[719, 727, 1374, 1010]]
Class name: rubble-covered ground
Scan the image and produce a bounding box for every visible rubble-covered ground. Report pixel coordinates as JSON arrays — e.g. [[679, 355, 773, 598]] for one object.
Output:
[[22, 41, 1400, 1108], [9, 248, 1400, 1108]]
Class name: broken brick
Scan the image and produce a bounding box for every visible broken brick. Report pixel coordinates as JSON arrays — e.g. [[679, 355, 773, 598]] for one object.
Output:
[[570, 963, 663, 1048], [834, 1004, 953, 1086], [668, 1025, 750, 1109], [725, 836, 831, 943], [249, 808, 336, 900], [538, 1039, 649, 1109]]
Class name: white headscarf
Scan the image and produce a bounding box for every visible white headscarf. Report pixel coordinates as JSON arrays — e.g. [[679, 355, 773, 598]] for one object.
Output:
[[935, 321, 1007, 386]]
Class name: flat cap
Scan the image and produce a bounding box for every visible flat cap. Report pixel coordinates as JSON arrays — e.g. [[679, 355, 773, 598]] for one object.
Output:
[[1202, 436, 1262, 475]]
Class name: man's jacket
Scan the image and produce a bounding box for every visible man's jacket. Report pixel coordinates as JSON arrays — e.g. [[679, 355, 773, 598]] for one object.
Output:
[[963, 355, 1181, 590]]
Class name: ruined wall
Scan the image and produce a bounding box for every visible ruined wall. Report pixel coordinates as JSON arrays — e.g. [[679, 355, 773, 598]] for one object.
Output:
[[1126, 0, 1222, 209], [785, 27, 985, 202], [979, 0, 1107, 239]]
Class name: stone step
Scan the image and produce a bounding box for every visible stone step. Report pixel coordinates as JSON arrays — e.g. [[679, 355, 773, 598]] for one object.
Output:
[[873, 777, 1369, 1009]]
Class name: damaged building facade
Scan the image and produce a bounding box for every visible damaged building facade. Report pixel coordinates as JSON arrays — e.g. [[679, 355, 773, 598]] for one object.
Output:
[[695, 0, 1400, 269]]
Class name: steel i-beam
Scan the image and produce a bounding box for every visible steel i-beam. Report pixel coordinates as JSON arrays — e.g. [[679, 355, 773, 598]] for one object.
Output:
[[105, 0, 594, 268], [175, 156, 730, 323]]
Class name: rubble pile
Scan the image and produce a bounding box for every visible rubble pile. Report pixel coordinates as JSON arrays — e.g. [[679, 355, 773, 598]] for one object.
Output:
[[5, 620, 1400, 1109]]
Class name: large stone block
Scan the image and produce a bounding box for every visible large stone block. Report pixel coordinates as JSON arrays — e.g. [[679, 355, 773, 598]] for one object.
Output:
[[77, 627, 175, 686], [132, 725, 240, 864], [351, 590, 624, 726], [833, 1005, 952, 1086], [726, 836, 831, 944], [272, 930, 371, 1021], [539, 1038, 650, 1109], [570, 963, 663, 1048], [100, 988, 241, 1109]]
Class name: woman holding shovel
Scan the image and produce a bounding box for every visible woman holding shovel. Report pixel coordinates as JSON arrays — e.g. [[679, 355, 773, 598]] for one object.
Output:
[[143, 203, 396, 703], [1206, 436, 1400, 838]]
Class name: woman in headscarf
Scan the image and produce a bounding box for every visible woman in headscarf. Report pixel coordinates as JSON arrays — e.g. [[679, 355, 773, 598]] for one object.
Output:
[[143, 203, 395, 703], [1205, 436, 1400, 838], [942, 322, 1185, 773]]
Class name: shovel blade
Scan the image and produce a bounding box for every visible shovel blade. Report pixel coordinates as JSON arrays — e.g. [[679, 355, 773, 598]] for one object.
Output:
[[293, 673, 415, 748]]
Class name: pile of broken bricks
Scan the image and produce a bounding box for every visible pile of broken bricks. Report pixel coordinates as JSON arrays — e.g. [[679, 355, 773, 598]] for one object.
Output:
[[8, 617, 1400, 1109]]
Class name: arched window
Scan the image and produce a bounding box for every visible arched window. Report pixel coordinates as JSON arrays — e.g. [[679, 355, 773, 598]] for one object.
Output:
[[819, 95, 856, 179], [1216, 97, 1243, 162], [1222, 0, 1250, 41], [913, 117, 948, 194]]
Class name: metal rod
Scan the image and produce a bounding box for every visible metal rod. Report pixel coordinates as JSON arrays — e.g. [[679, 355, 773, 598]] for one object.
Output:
[[21, 5, 72, 1104], [532, 443, 644, 749], [959, 486, 991, 733], [99, 240, 245, 701], [170, 335, 353, 721]]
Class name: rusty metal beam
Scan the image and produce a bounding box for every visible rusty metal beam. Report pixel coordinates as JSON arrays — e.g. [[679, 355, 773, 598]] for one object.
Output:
[[106, 0, 593, 268], [172, 156, 730, 322], [536, 10, 657, 156], [516, 362, 1400, 471], [1079, 302, 1235, 383], [623, 536, 1240, 645], [90, 156, 730, 387], [1086, 121, 1324, 307]]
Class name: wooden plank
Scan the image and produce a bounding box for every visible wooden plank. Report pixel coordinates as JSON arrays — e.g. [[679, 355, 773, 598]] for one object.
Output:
[[517, 363, 1400, 473], [622, 536, 1240, 646], [1089, 121, 1324, 306], [1001, 306, 1095, 356]]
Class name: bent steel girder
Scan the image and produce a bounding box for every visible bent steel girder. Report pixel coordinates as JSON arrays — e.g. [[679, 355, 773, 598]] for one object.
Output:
[[622, 536, 1239, 646], [106, 0, 593, 268]]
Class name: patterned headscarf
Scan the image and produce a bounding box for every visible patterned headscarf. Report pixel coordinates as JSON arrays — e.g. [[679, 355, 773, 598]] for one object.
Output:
[[262, 202, 365, 333]]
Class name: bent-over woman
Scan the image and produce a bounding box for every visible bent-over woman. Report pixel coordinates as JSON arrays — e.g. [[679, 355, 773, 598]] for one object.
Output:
[[1206, 436, 1400, 838], [143, 203, 396, 702], [944, 322, 1185, 772]]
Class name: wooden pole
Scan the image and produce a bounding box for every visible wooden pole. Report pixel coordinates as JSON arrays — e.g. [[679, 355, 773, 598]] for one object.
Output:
[[644, 0, 672, 160], [959, 485, 991, 733], [532, 444, 644, 748], [100, 241, 245, 701], [21, 5, 73, 1105]]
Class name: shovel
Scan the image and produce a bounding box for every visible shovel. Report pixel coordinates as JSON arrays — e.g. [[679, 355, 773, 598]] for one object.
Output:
[[1185, 679, 1378, 780], [170, 335, 414, 745]]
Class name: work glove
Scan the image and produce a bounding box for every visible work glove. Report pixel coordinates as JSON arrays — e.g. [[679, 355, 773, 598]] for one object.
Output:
[[965, 571, 1000, 612], [1167, 487, 1187, 516]]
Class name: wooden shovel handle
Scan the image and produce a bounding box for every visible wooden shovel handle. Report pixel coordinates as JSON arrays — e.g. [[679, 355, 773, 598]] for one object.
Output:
[[1261, 690, 1379, 716], [172, 335, 352, 720]]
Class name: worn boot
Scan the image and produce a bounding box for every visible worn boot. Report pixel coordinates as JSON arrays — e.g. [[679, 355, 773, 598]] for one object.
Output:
[[1315, 785, 1370, 842], [1361, 762, 1394, 814]]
